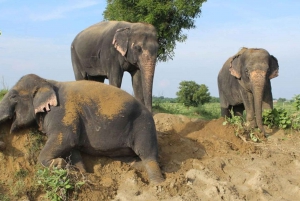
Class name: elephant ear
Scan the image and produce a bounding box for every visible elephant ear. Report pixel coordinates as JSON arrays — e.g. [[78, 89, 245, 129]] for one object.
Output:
[[229, 47, 248, 79], [33, 84, 57, 114], [269, 55, 279, 79], [112, 27, 130, 56], [229, 56, 241, 79]]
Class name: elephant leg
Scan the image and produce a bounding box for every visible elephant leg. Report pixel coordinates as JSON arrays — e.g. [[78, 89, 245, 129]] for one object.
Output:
[[71, 49, 87, 80], [108, 66, 123, 88], [38, 134, 73, 169], [131, 70, 144, 104], [144, 160, 164, 184], [262, 80, 273, 110], [221, 107, 230, 117], [70, 150, 86, 173], [241, 91, 256, 128], [131, 116, 163, 184]]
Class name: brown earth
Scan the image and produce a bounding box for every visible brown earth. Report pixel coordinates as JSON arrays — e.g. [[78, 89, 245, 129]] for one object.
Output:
[[0, 113, 300, 201]]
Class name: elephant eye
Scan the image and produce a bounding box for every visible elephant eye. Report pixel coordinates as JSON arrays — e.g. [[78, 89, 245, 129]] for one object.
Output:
[[33, 88, 38, 98], [134, 45, 142, 53], [9, 94, 18, 102]]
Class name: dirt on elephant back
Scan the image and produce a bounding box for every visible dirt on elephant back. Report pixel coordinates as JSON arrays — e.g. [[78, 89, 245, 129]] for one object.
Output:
[[0, 113, 300, 200]]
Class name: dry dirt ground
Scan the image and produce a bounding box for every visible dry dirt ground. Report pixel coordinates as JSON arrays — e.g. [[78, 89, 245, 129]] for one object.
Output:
[[0, 113, 300, 201]]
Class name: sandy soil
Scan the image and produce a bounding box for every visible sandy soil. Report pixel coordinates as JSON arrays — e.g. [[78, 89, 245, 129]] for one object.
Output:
[[0, 113, 300, 201]]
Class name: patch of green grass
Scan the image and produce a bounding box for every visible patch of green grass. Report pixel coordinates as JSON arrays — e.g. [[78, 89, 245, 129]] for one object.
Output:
[[14, 169, 28, 179], [195, 103, 221, 120], [11, 180, 26, 197], [36, 167, 86, 201], [0, 194, 10, 201], [153, 102, 221, 120]]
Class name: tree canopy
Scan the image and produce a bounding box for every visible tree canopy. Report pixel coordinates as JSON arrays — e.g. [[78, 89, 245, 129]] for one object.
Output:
[[103, 0, 206, 62], [176, 81, 211, 107]]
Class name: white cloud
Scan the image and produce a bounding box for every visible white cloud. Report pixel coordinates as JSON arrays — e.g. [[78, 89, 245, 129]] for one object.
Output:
[[29, 1, 99, 21]]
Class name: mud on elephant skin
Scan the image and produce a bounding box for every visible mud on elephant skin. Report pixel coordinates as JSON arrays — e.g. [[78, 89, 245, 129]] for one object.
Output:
[[0, 74, 164, 184], [71, 21, 159, 112], [218, 47, 279, 135]]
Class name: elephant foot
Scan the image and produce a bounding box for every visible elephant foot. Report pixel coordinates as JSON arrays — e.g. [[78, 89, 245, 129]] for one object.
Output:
[[73, 161, 86, 173], [70, 150, 86, 173], [144, 160, 164, 184], [245, 119, 257, 129], [49, 158, 67, 169]]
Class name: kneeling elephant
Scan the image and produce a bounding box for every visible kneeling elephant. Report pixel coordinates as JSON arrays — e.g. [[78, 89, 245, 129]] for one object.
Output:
[[0, 74, 164, 184]]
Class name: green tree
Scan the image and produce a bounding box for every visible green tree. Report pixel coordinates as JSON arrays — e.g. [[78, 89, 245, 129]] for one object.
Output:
[[176, 81, 211, 108], [277, 98, 287, 103], [103, 0, 206, 62]]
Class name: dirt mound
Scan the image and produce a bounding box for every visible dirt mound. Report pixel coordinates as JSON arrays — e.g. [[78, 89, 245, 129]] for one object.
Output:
[[0, 113, 300, 200]]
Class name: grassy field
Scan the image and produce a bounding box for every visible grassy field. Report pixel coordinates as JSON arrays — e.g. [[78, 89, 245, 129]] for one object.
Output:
[[274, 101, 298, 114], [153, 101, 300, 121], [153, 102, 221, 120]]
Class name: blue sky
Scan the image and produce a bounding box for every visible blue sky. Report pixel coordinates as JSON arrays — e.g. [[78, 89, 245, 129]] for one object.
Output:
[[0, 1, 299, 99]]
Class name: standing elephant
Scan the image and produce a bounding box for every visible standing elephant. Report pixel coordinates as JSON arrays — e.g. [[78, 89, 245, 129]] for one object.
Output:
[[218, 47, 279, 135], [71, 21, 159, 112], [0, 74, 164, 184]]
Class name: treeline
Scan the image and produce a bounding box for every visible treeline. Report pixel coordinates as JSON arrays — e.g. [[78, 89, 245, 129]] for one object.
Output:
[[153, 95, 220, 104]]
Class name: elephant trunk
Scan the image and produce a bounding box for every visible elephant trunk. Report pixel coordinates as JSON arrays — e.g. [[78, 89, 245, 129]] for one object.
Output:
[[250, 70, 267, 134], [141, 62, 155, 112]]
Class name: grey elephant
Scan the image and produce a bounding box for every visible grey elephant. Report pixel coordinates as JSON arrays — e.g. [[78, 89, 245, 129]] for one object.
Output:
[[71, 21, 159, 112], [0, 74, 164, 184], [218, 47, 279, 135]]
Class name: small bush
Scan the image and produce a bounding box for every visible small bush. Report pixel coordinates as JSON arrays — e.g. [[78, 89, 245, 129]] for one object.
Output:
[[291, 113, 300, 131], [262, 108, 292, 129], [223, 110, 244, 136], [293, 95, 300, 111], [36, 167, 85, 201], [223, 110, 260, 142]]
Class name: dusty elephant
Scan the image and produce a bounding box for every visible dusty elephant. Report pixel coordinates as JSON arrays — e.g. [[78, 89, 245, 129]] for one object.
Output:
[[71, 21, 159, 112], [0, 74, 164, 184], [218, 47, 279, 135]]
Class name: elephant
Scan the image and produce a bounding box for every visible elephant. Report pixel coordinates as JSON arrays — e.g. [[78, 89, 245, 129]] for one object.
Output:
[[71, 21, 159, 112], [218, 47, 279, 135], [0, 74, 164, 184]]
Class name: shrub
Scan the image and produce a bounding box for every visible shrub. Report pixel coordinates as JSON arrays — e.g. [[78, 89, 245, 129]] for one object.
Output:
[[293, 95, 300, 111], [223, 109, 260, 142], [262, 108, 292, 129], [36, 167, 85, 201]]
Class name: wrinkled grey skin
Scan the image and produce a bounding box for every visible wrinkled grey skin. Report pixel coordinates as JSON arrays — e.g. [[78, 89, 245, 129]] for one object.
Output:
[[71, 21, 159, 112], [218, 48, 279, 135], [0, 74, 164, 184]]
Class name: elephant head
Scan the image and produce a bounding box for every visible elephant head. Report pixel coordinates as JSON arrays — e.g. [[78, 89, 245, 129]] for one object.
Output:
[[112, 24, 158, 111], [0, 74, 57, 133], [229, 48, 279, 133]]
